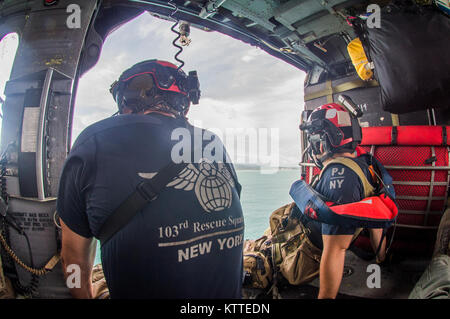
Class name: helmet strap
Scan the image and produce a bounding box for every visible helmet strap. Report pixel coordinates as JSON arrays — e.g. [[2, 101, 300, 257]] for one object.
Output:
[[316, 148, 334, 169], [308, 137, 334, 169]]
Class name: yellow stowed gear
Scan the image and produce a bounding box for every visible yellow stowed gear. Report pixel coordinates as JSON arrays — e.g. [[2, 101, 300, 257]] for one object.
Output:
[[347, 37, 374, 81]]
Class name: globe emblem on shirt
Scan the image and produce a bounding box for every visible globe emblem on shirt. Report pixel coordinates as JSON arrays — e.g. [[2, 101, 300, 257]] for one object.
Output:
[[138, 159, 234, 213], [196, 161, 232, 212]]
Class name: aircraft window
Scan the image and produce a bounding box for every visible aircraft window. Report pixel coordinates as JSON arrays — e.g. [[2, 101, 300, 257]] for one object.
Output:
[[72, 14, 305, 260]]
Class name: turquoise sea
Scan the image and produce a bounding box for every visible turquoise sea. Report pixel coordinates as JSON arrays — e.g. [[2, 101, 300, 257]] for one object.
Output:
[[94, 169, 301, 265], [237, 169, 301, 239]]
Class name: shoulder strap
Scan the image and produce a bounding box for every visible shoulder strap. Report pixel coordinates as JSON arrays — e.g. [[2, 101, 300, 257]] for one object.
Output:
[[320, 157, 391, 260], [319, 157, 375, 198], [98, 160, 241, 247], [224, 161, 242, 198], [99, 120, 242, 246], [97, 162, 189, 246]]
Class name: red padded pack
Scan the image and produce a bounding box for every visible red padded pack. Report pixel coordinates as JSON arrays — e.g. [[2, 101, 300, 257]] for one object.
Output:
[[360, 126, 449, 228], [358, 126, 449, 256], [302, 126, 450, 256]]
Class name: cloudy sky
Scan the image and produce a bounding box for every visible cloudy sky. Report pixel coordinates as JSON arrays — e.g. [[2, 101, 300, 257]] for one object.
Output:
[[0, 33, 17, 102], [1, 12, 306, 167]]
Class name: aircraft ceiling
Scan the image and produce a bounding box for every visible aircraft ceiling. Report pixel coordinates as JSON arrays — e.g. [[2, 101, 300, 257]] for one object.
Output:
[[0, 0, 390, 77]]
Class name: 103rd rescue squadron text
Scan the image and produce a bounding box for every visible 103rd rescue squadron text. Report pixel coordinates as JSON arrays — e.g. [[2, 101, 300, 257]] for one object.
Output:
[[157, 216, 244, 263]]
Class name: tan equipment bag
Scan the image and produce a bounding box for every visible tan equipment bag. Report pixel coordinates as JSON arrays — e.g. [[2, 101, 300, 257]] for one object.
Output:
[[243, 203, 322, 289], [270, 203, 322, 286], [242, 231, 272, 289]]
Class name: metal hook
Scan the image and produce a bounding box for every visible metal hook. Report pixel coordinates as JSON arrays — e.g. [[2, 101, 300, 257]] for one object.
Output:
[[179, 21, 191, 47]]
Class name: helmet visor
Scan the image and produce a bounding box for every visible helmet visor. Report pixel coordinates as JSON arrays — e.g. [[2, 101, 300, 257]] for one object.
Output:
[[126, 73, 154, 93], [121, 63, 187, 95], [121, 73, 156, 110], [302, 119, 344, 148]]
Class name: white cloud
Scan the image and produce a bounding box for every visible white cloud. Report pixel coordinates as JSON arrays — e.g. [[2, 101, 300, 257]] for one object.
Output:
[[241, 48, 264, 62], [0, 33, 19, 100], [0, 12, 306, 168]]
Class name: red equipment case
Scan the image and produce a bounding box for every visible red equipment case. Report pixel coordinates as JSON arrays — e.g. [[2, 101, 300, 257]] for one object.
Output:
[[301, 126, 450, 256]]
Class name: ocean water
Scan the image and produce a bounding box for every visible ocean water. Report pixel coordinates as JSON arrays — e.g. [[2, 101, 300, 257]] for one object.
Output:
[[237, 169, 301, 239], [94, 169, 301, 265]]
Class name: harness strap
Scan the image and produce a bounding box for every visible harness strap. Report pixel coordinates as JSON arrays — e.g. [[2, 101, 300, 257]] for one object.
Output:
[[97, 162, 189, 246], [443, 126, 448, 146], [304, 79, 379, 101], [98, 161, 241, 247], [375, 228, 387, 263], [319, 157, 391, 260], [391, 126, 398, 145], [319, 157, 375, 198]]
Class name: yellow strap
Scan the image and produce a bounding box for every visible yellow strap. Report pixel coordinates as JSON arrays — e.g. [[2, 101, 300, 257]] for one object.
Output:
[[272, 243, 283, 266], [319, 157, 375, 198], [352, 227, 363, 242], [304, 79, 379, 101], [0, 232, 60, 276], [44, 254, 61, 271], [326, 80, 333, 103], [391, 114, 399, 126]]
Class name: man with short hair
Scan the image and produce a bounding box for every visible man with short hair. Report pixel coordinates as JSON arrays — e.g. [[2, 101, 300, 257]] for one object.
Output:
[[57, 60, 244, 299]]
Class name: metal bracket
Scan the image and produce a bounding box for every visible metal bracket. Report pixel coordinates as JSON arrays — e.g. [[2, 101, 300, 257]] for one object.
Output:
[[199, 0, 227, 19]]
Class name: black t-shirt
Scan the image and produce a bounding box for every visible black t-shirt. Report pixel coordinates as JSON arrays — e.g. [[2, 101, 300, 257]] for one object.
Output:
[[299, 156, 375, 249], [57, 113, 244, 299]]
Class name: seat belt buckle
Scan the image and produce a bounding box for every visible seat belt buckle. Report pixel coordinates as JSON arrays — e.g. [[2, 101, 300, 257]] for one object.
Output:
[[136, 181, 158, 202]]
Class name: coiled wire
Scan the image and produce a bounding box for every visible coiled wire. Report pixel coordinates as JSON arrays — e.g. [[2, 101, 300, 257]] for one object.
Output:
[[168, 0, 185, 70]]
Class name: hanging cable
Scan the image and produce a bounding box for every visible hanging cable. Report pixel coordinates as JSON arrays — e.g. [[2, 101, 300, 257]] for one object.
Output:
[[0, 142, 46, 296], [168, 0, 185, 70]]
